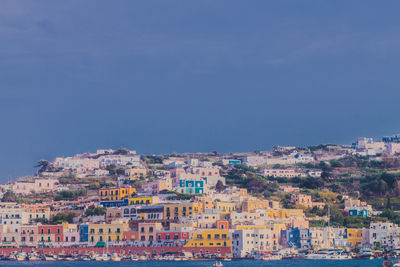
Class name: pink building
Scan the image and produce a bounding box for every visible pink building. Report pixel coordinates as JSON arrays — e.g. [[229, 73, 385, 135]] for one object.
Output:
[[12, 179, 57, 195], [20, 225, 38, 247], [63, 223, 79, 245], [142, 179, 172, 194], [137, 222, 163, 242], [291, 194, 325, 209]]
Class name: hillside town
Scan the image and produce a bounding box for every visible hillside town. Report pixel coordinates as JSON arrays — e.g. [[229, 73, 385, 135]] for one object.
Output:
[[1, 135, 400, 261]]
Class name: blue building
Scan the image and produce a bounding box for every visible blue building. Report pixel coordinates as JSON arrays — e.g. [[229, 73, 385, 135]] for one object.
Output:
[[79, 224, 89, 242], [178, 179, 204, 194], [100, 198, 130, 208], [280, 228, 311, 249], [348, 209, 370, 218]]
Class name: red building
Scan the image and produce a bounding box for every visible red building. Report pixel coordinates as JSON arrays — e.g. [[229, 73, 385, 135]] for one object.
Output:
[[38, 225, 63, 244], [156, 230, 190, 241]]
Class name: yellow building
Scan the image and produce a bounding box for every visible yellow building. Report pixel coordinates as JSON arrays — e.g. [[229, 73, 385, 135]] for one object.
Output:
[[88, 221, 129, 243], [236, 223, 286, 232], [241, 199, 271, 212], [164, 202, 203, 220], [99, 187, 136, 201], [236, 225, 265, 230], [214, 201, 236, 213], [265, 209, 304, 219], [184, 229, 230, 248], [23, 204, 51, 223], [126, 168, 147, 180], [347, 229, 363, 248], [127, 196, 159, 205], [195, 196, 214, 210]]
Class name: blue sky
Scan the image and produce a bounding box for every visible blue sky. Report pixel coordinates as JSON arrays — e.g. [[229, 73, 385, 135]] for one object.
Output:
[[1, 1, 400, 181]]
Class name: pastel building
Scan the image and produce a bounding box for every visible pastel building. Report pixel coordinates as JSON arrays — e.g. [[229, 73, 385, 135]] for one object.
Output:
[[122, 205, 164, 221], [177, 179, 205, 194], [137, 222, 163, 242], [98, 186, 136, 201], [88, 221, 129, 244], [347, 228, 363, 248], [126, 168, 147, 180], [184, 229, 231, 251], [232, 227, 279, 257], [142, 178, 172, 194], [63, 223, 79, 245], [38, 225, 63, 244], [12, 179, 57, 195], [280, 228, 311, 249], [20, 225, 38, 247]]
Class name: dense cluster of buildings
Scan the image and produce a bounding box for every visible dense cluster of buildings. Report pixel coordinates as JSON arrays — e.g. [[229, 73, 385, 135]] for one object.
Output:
[[0, 134, 399, 258]]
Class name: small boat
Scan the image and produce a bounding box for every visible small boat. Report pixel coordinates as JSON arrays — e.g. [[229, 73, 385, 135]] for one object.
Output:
[[28, 252, 40, 261], [43, 255, 57, 261], [261, 254, 282, 261], [7, 253, 17, 261], [213, 261, 223, 267], [223, 258, 232, 261], [79, 254, 92, 261], [64, 255, 77, 261], [358, 249, 374, 259], [111, 253, 121, 262], [15, 252, 27, 261], [94, 253, 110, 261], [138, 255, 147, 261]]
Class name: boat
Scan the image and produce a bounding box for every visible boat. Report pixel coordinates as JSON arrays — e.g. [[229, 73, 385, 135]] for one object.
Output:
[[43, 255, 57, 261], [305, 250, 331, 260], [15, 252, 27, 261], [79, 254, 92, 261], [64, 255, 77, 261], [213, 261, 223, 267], [138, 255, 147, 261], [28, 252, 40, 261], [358, 248, 375, 259], [7, 252, 17, 261], [261, 254, 283, 260], [111, 252, 122, 262], [223, 258, 232, 261], [305, 250, 351, 260], [325, 251, 352, 260], [94, 253, 111, 261]]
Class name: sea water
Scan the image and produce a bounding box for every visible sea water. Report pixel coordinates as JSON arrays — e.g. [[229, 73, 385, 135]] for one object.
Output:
[[0, 260, 384, 267]]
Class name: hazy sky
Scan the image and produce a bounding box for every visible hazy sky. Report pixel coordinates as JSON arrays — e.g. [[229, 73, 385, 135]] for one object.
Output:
[[1, 0, 400, 181]]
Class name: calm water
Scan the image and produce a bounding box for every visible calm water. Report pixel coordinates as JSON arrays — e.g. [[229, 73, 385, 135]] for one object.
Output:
[[0, 260, 385, 267]]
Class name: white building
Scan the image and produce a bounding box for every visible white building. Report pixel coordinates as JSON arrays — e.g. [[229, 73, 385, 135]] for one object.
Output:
[[232, 228, 279, 258], [386, 143, 400, 155], [369, 222, 400, 249], [260, 168, 304, 178], [243, 156, 267, 166]]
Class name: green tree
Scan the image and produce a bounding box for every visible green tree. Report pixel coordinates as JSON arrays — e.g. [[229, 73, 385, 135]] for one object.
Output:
[[35, 159, 52, 173], [216, 180, 225, 193], [1, 190, 16, 202], [50, 212, 76, 224]]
